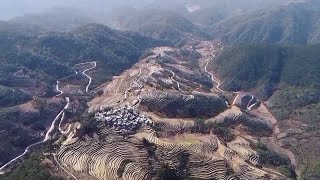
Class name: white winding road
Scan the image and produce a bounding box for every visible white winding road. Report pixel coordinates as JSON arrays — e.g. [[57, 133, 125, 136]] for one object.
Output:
[[55, 81, 64, 97], [168, 69, 183, 92], [205, 41, 258, 111], [58, 111, 71, 134], [232, 94, 241, 106], [0, 61, 92, 172], [131, 64, 149, 108], [138, 64, 145, 76], [44, 97, 70, 141], [204, 41, 226, 93], [55, 70, 79, 97], [202, 41, 244, 121], [0, 97, 70, 173], [206, 42, 292, 167], [247, 95, 259, 110], [133, 95, 141, 109], [0, 61, 97, 174], [79, 61, 97, 94]]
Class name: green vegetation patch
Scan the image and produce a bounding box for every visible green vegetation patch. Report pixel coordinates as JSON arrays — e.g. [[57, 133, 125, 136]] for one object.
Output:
[[0, 85, 31, 107], [213, 44, 320, 100], [301, 161, 320, 180], [192, 119, 235, 142], [253, 142, 296, 179], [76, 113, 99, 136], [0, 154, 59, 180]]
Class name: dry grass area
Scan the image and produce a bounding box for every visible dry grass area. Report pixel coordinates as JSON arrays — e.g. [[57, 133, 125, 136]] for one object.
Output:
[[142, 111, 194, 127], [251, 102, 278, 127], [61, 84, 84, 95], [206, 106, 242, 124], [19, 101, 38, 112]]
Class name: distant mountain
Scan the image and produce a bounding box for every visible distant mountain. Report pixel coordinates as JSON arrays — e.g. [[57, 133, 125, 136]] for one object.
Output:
[[184, 0, 289, 26], [0, 0, 155, 20], [0, 20, 42, 35], [211, 0, 320, 44], [10, 8, 98, 32], [132, 0, 290, 27], [110, 9, 211, 45]]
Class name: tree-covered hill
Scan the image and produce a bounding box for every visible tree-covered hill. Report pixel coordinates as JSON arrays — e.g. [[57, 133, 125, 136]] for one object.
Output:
[[211, 0, 320, 45], [110, 9, 211, 45], [210, 44, 320, 171], [212, 44, 320, 98], [0, 23, 169, 88], [0, 22, 169, 168]]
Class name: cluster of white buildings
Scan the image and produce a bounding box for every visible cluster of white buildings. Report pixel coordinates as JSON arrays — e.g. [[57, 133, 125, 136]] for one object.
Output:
[[95, 106, 153, 135]]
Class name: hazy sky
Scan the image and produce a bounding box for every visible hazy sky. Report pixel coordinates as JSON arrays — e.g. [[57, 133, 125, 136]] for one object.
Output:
[[0, 0, 70, 20], [0, 1, 64, 20], [0, 0, 156, 20], [0, 0, 300, 20]]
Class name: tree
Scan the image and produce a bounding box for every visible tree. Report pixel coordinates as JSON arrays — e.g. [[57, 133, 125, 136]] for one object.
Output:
[[302, 161, 320, 180], [0, 154, 60, 180], [96, 90, 103, 97], [157, 164, 181, 180]]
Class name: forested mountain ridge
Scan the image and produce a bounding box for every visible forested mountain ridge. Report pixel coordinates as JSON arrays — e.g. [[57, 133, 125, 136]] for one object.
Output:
[[212, 44, 320, 96], [210, 44, 320, 172], [0, 23, 169, 86], [211, 0, 320, 44], [110, 9, 211, 45]]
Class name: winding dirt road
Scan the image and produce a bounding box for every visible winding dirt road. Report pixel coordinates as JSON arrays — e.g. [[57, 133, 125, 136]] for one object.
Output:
[[58, 111, 71, 134], [232, 94, 240, 105], [0, 61, 97, 173], [204, 42, 226, 93], [55, 70, 80, 97], [55, 81, 64, 97], [79, 61, 97, 94], [45, 97, 70, 141], [168, 69, 183, 92], [207, 41, 296, 169], [0, 97, 70, 173], [247, 95, 259, 110]]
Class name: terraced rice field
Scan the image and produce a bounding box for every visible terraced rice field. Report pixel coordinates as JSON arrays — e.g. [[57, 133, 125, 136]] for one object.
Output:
[[55, 124, 285, 180]]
